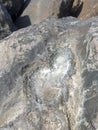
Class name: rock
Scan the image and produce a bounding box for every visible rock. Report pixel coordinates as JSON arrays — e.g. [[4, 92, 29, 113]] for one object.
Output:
[[73, 0, 98, 19], [0, 0, 24, 20], [0, 16, 98, 130], [15, 0, 68, 28], [0, 4, 16, 40]]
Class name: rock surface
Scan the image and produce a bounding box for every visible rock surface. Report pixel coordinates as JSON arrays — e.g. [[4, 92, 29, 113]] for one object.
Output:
[[74, 0, 98, 19], [0, 16, 98, 130], [0, 4, 16, 40], [15, 0, 68, 28]]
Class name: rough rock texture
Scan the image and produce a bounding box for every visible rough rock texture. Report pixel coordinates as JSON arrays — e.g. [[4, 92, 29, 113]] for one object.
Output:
[[74, 0, 98, 19], [0, 16, 98, 130], [0, 4, 16, 40], [15, 0, 68, 28], [0, 0, 24, 20]]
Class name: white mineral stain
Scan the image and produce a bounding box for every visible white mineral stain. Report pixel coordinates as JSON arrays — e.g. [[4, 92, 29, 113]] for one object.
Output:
[[31, 48, 74, 104]]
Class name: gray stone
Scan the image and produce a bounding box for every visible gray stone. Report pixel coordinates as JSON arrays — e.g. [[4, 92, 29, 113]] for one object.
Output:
[[0, 16, 98, 130]]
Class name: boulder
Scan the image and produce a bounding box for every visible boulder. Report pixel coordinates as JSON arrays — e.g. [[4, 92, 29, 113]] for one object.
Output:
[[0, 4, 16, 40], [0, 16, 98, 130]]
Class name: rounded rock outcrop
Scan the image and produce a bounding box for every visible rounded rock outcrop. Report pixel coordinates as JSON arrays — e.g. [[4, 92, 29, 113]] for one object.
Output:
[[0, 17, 98, 130]]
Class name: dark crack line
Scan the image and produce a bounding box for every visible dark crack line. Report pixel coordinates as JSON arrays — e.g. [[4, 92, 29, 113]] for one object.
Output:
[[66, 112, 72, 130]]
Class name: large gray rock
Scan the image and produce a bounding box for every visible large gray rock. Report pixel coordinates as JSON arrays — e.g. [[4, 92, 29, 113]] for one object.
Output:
[[0, 4, 16, 40], [0, 16, 98, 130]]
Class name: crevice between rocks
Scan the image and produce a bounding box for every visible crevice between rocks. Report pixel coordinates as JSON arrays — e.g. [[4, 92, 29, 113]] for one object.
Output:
[[66, 111, 72, 130]]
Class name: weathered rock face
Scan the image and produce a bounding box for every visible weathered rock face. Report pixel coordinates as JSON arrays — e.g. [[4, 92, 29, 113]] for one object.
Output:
[[0, 4, 16, 40], [0, 0, 24, 20], [74, 0, 98, 19], [0, 16, 98, 130]]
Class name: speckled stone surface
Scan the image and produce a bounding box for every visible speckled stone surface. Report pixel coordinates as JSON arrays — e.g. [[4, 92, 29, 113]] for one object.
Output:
[[0, 17, 98, 130]]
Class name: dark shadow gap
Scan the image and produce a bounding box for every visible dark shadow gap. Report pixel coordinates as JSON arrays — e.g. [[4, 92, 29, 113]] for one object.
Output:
[[12, 0, 31, 22], [15, 15, 31, 29], [17, 0, 31, 17], [58, 0, 83, 18], [70, 2, 83, 17]]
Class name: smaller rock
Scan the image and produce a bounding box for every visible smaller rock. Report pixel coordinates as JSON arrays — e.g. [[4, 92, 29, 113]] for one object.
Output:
[[15, 0, 63, 28]]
